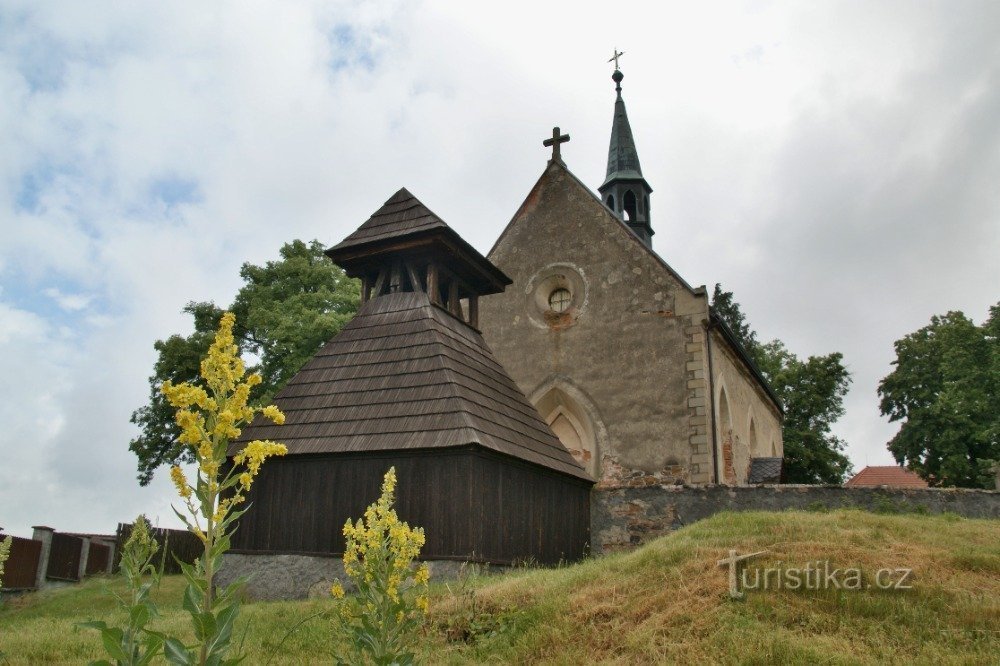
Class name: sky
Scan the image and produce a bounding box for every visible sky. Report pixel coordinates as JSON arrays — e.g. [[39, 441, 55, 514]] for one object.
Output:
[[1, 1, 997, 537]]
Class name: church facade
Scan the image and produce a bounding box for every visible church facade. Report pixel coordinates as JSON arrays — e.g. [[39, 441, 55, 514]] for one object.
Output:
[[480, 68, 783, 489]]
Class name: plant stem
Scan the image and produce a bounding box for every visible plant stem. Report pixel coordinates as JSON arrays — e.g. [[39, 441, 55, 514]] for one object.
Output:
[[199, 486, 217, 666]]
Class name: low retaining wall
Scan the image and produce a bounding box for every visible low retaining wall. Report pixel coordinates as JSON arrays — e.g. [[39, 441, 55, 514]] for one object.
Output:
[[591, 484, 1000, 554], [218, 553, 503, 601]]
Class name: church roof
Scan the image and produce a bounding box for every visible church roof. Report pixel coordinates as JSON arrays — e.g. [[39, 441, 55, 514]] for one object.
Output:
[[231, 290, 591, 481], [601, 70, 648, 188], [327, 187, 511, 296]]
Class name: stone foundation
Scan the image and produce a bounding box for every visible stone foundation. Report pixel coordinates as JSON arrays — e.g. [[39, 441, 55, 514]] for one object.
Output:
[[217, 553, 508, 601], [591, 484, 1000, 554]]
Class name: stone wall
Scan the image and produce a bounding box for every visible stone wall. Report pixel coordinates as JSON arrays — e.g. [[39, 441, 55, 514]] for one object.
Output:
[[481, 163, 708, 488], [218, 553, 508, 601], [591, 484, 1000, 554]]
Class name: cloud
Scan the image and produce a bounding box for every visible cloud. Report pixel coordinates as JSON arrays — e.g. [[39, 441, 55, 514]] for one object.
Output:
[[43, 287, 92, 311]]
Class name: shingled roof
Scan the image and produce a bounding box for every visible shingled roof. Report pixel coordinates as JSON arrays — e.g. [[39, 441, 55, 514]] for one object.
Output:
[[327, 187, 448, 252], [231, 290, 590, 481], [326, 188, 511, 296]]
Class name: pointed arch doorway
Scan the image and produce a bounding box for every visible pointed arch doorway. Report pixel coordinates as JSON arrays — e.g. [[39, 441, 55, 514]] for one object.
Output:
[[530, 380, 605, 480]]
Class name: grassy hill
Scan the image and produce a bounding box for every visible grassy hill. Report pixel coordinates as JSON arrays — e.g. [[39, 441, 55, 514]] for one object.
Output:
[[2, 509, 998, 664]]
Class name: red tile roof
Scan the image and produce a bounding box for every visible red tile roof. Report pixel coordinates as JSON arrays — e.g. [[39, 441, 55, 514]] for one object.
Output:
[[845, 466, 929, 488]]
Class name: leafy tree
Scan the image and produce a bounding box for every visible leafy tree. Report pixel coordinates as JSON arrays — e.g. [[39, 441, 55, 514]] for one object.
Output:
[[130, 240, 359, 485], [710, 284, 760, 363], [711, 285, 853, 483], [878, 304, 999, 488]]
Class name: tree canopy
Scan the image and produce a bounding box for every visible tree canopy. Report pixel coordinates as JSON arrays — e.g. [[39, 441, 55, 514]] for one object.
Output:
[[130, 240, 360, 485], [878, 304, 999, 488], [711, 285, 853, 483]]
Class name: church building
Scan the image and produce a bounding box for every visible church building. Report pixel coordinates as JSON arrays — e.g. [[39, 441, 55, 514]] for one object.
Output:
[[479, 66, 783, 489], [223, 63, 784, 599]]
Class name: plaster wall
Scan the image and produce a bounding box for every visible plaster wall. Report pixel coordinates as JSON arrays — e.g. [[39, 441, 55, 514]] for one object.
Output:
[[709, 328, 783, 484]]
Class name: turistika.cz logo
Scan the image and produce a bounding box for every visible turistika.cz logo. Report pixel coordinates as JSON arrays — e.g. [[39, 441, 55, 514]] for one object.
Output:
[[717, 550, 914, 599]]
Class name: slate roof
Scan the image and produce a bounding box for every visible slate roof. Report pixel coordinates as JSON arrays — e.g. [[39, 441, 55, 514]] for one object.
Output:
[[231, 290, 591, 481], [601, 72, 648, 188], [845, 466, 928, 488], [747, 457, 783, 485]]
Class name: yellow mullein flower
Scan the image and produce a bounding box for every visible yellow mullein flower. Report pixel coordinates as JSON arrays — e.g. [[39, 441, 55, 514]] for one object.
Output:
[[330, 582, 345, 599], [170, 466, 192, 499], [158, 311, 289, 662], [261, 404, 285, 425], [332, 467, 428, 662]]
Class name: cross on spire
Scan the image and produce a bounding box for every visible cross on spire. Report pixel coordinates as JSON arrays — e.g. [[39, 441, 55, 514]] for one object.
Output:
[[543, 126, 570, 165], [608, 48, 624, 70]]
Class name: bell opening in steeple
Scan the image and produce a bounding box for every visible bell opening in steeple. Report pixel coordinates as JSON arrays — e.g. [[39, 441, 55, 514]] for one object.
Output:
[[623, 190, 637, 222]]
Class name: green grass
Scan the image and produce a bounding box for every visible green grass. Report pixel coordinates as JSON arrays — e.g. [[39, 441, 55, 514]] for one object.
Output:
[[2, 510, 998, 664]]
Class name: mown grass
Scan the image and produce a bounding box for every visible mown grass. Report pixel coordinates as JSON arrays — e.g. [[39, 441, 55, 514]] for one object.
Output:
[[2, 510, 997, 664]]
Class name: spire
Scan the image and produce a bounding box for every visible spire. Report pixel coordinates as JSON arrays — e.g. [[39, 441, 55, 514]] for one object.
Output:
[[598, 62, 655, 248], [602, 69, 644, 185]]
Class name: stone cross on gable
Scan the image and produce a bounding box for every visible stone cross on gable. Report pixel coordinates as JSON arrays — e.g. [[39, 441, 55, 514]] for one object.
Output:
[[543, 126, 570, 165]]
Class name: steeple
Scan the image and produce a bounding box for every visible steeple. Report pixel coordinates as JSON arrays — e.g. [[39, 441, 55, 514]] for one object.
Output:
[[598, 63, 654, 248], [326, 188, 512, 329]]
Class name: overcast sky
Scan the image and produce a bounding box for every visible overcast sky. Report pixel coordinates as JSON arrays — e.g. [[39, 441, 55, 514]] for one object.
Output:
[[1, 1, 997, 537]]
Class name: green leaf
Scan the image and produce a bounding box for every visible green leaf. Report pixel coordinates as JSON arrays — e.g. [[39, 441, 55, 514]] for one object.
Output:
[[99, 627, 128, 662], [163, 637, 194, 666], [129, 603, 151, 629], [136, 635, 165, 666], [192, 610, 218, 642], [212, 603, 240, 648], [182, 582, 203, 614]]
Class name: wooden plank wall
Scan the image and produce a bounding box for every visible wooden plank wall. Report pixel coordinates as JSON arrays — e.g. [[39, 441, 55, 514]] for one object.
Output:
[[2, 535, 41, 589], [46, 533, 83, 581], [230, 448, 591, 564], [85, 542, 111, 575], [469, 450, 591, 564]]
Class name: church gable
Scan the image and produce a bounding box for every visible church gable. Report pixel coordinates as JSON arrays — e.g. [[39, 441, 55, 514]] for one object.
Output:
[[481, 160, 714, 486], [490, 161, 702, 308]]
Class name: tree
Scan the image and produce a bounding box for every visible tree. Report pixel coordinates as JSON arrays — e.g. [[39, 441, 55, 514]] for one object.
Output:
[[711, 285, 853, 483], [130, 240, 359, 484], [710, 284, 760, 362], [878, 304, 999, 488]]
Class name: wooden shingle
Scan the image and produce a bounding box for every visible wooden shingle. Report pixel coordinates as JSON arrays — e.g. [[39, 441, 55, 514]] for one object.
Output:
[[232, 290, 591, 481]]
